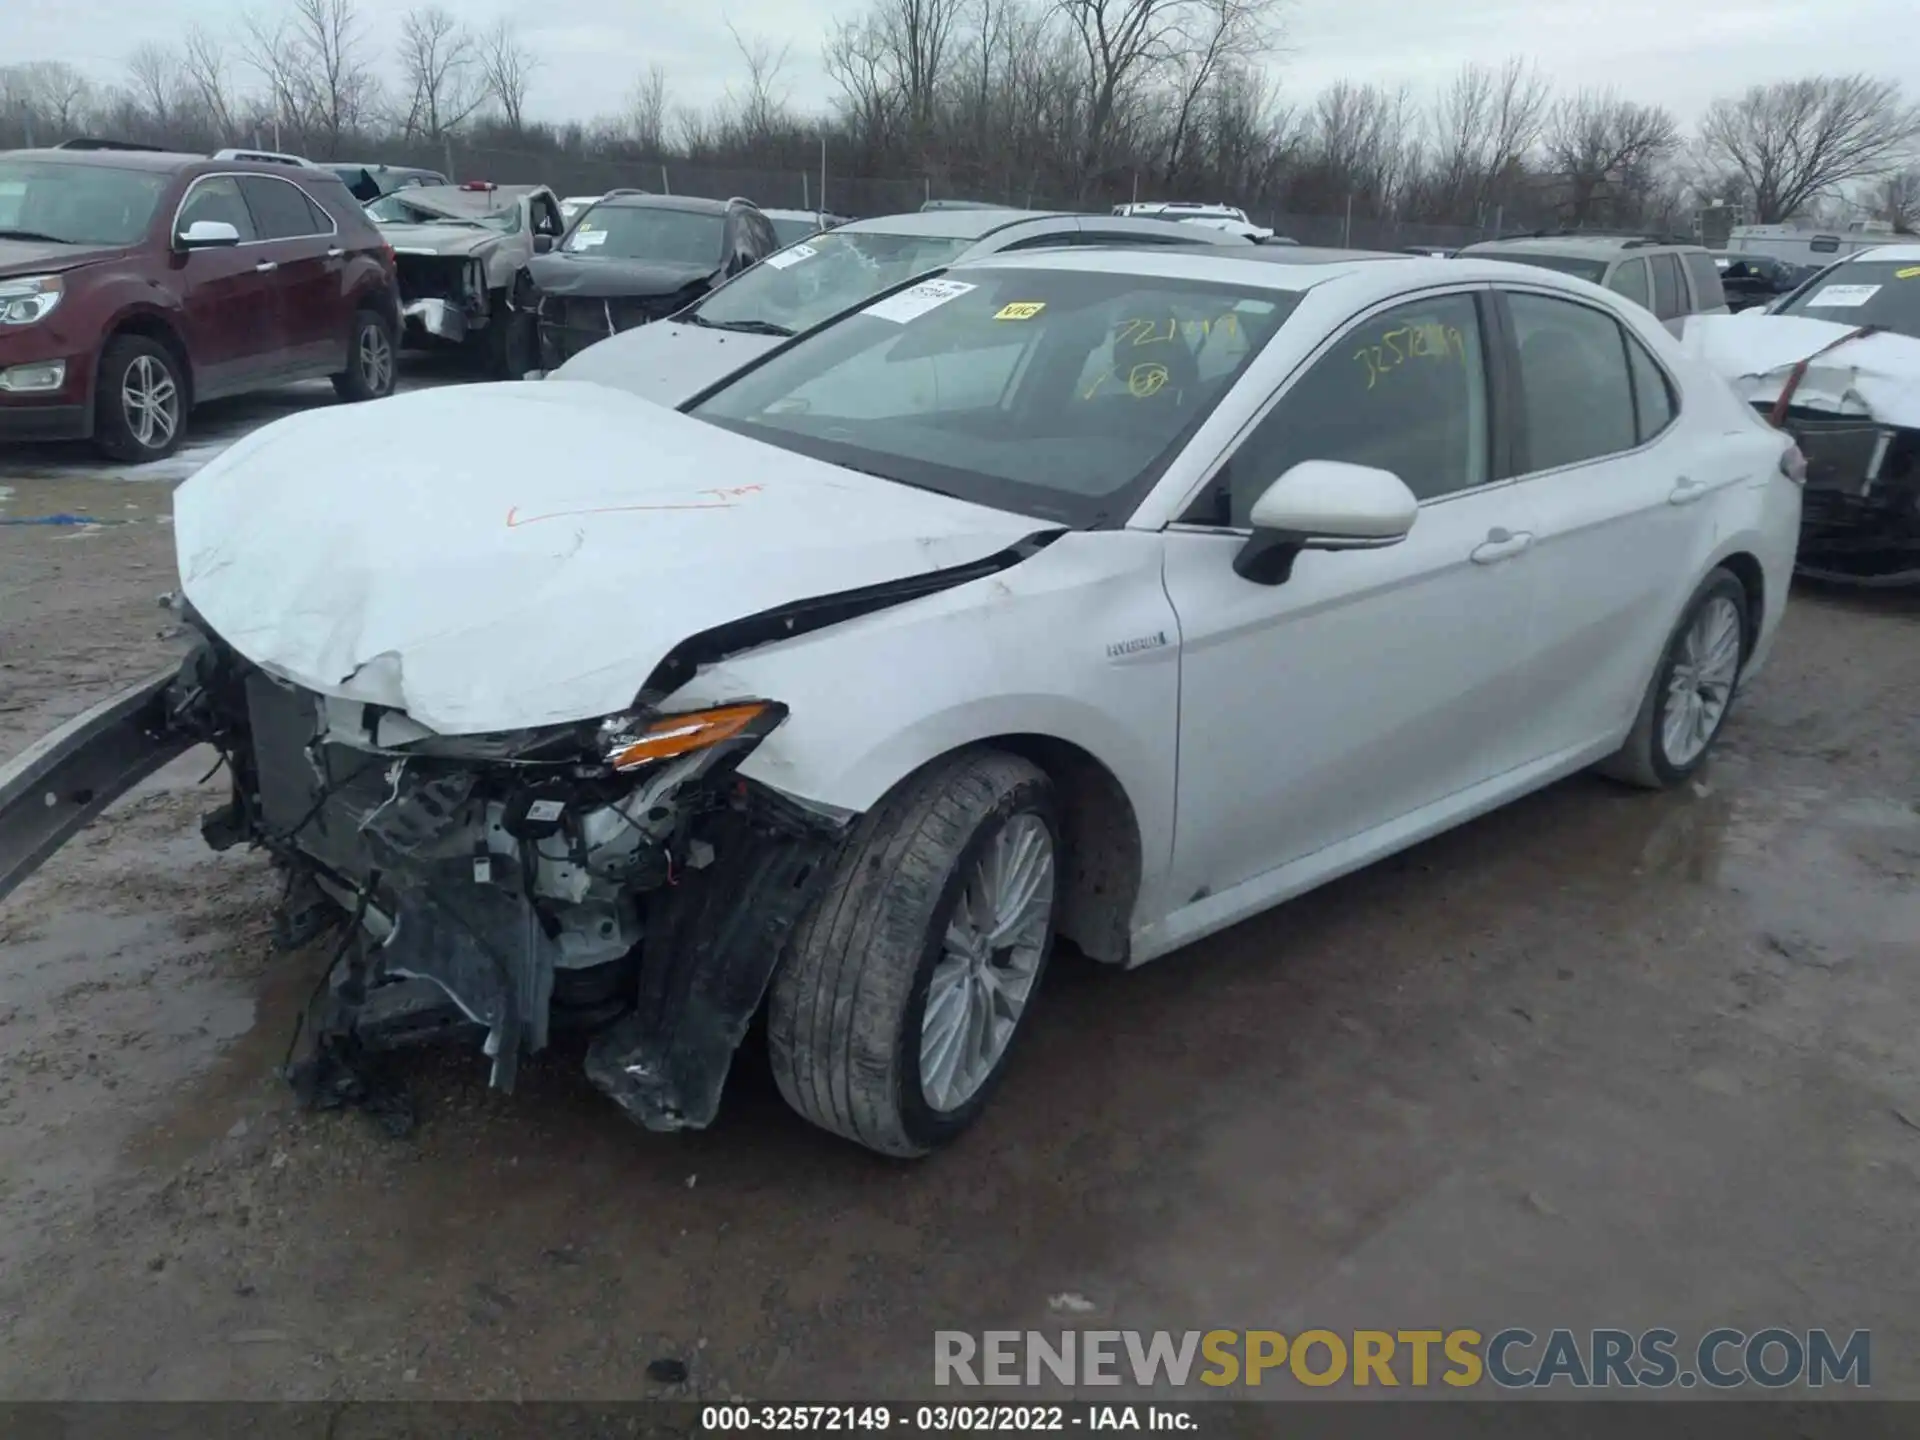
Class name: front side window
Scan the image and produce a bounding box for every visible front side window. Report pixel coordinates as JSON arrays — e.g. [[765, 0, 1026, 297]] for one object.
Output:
[[1186, 292, 1490, 527], [1607, 257, 1651, 309], [176, 176, 258, 242], [562, 204, 724, 265], [691, 268, 1296, 527], [687, 229, 979, 337], [239, 175, 327, 240], [1506, 292, 1638, 472], [0, 160, 170, 247]]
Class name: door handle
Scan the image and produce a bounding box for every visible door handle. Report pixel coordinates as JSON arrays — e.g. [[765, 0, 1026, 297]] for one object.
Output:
[[1668, 476, 1708, 505], [326, 247, 344, 259], [253, 260, 279, 274], [1470, 527, 1534, 565]]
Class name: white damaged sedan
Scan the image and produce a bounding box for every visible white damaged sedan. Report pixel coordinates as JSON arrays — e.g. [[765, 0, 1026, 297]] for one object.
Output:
[[0, 248, 1805, 1156]]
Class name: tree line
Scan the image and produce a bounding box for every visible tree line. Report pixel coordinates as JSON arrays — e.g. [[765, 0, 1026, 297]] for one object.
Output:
[[4, 0, 1918, 235]]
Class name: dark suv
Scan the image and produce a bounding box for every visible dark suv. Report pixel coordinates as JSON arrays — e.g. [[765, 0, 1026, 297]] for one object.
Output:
[[0, 147, 398, 462], [528, 193, 778, 368]]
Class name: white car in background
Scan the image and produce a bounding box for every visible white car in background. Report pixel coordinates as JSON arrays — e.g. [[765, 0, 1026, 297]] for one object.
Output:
[[547, 207, 1250, 403], [1, 248, 1802, 1159], [1114, 201, 1285, 244]]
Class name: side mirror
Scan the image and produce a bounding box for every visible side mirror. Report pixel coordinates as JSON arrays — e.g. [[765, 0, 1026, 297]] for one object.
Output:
[[1233, 460, 1418, 586], [533, 234, 555, 254], [176, 219, 241, 249]]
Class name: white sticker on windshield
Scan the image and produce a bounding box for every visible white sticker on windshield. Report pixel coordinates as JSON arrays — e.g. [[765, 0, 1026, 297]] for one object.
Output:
[[864, 279, 977, 323], [764, 243, 817, 270], [572, 229, 607, 248], [1805, 284, 1880, 308]]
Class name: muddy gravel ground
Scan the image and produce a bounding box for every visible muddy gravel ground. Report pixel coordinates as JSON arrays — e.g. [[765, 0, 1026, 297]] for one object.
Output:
[[2, 439, 1918, 1402]]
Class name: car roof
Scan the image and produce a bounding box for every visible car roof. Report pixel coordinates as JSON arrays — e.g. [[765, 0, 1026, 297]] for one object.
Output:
[[594, 193, 732, 215], [951, 245, 1420, 292], [759, 207, 822, 221], [1462, 234, 1700, 256], [7, 147, 256, 176], [841, 208, 1078, 240], [385, 183, 547, 215]]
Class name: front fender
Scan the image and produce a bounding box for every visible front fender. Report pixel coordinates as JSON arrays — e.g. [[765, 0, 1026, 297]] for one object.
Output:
[[0, 670, 191, 903]]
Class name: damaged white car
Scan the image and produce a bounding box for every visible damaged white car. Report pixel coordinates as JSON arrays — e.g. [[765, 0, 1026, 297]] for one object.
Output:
[[1682, 243, 1920, 586], [1, 250, 1804, 1157], [368, 182, 566, 376]]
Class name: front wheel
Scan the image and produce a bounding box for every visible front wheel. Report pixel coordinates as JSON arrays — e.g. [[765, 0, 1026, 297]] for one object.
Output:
[[768, 751, 1060, 1157], [484, 288, 538, 378], [93, 336, 186, 463], [1599, 567, 1749, 789]]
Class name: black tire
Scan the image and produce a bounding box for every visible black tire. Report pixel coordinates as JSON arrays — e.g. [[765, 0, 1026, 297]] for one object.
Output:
[[484, 288, 537, 378], [92, 335, 187, 463], [768, 750, 1060, 1157], [331, 306, 397, 402], [1599, 567, 1750, 790]]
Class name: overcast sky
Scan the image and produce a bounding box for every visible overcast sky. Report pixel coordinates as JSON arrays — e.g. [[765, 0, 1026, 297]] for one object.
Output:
[[12, 0, 1919, 128]]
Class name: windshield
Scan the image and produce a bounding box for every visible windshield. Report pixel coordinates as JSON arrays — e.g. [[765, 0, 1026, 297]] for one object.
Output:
[[690, 229, 977, 336], [564, 205, 724, 264], [690, 267, 1298, 527], [1773, 261, 1920, 339], [1476, 251, 1610, 283], [367, 192, 519, 232], [768, 215, 821, 247], [0, 160, 168, 246]]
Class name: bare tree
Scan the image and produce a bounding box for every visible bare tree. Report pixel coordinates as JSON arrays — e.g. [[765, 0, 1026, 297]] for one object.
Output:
[[1543, 90, 1679, 227], [126, 42, 185, 132], [241, 12, 309, 148], [180, 26, 241, 142], [722, 21, 793, 146], [396, 6, 485, 141], [290, 0, 377, 154], [479, 19, 540, 135], [1055, 0, 1211, 190], [826, 13, 906, 161], [1425, 59, 1549, 223], [1700, 75, 1920, 223], [1878, 169, 1920, 233], [1159, 0, 1279, 187], [626, 63, 671, 155]]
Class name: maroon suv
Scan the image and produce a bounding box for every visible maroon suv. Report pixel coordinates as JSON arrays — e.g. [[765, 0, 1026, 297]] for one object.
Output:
[[0, 147, 399, 462]]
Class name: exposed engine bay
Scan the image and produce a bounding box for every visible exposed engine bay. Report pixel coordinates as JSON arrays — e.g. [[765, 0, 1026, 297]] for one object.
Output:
[[393, 252, 492, 345], [141, 614, 843, 1131]]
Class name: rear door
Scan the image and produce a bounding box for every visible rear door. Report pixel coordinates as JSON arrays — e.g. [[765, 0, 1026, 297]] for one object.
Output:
[[169, 175, 279, 398], [1489, 286, 1727, 760], [239, 173, 342, 371]]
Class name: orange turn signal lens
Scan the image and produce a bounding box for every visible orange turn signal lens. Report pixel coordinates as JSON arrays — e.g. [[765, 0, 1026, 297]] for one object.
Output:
[[606, 703, 774, 771]]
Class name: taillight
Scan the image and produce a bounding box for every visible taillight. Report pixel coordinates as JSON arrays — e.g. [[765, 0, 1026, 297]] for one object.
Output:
[[1780, 442, 1807, 486]]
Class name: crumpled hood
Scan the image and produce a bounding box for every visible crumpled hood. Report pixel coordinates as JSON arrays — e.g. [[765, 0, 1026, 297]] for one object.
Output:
[[1680, 312, 1920, 429], [380, 222, 501, 258], [173, 382, 1043, 735], [549, 319, 777, 405], [528, 254, 715, 299], [0, 238, 130, 276]]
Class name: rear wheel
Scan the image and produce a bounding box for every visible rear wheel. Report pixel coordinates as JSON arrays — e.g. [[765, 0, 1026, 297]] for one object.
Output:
[[331, 306, 397, 402], [1599, 567, 1749, 789], [768, 751, 1060, 1157], [93, 335, 186, 463]]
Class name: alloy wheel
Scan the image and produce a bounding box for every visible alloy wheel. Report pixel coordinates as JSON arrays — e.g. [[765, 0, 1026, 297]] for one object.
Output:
[[121, 354, 179, 451], [359, 323, 394, 394], [920, 813, 1055, 1113], [1662, 594, 1743, 768]]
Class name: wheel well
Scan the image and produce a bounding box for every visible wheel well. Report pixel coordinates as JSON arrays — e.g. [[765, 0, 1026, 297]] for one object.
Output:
[[1718, 551, 1765, 658], [104, 313, 193, 406], [978, 734, 1143, 966]]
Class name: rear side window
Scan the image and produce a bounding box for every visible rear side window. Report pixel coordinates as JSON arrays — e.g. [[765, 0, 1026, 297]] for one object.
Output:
[[1625, 335, 1676, 442], [1682, 252, 1725, 310], [1648, 253, 1684, 320], [1505, 292, 1638, 471], [240, 175, 328, 239], [1607, 257, 1650, 309]]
